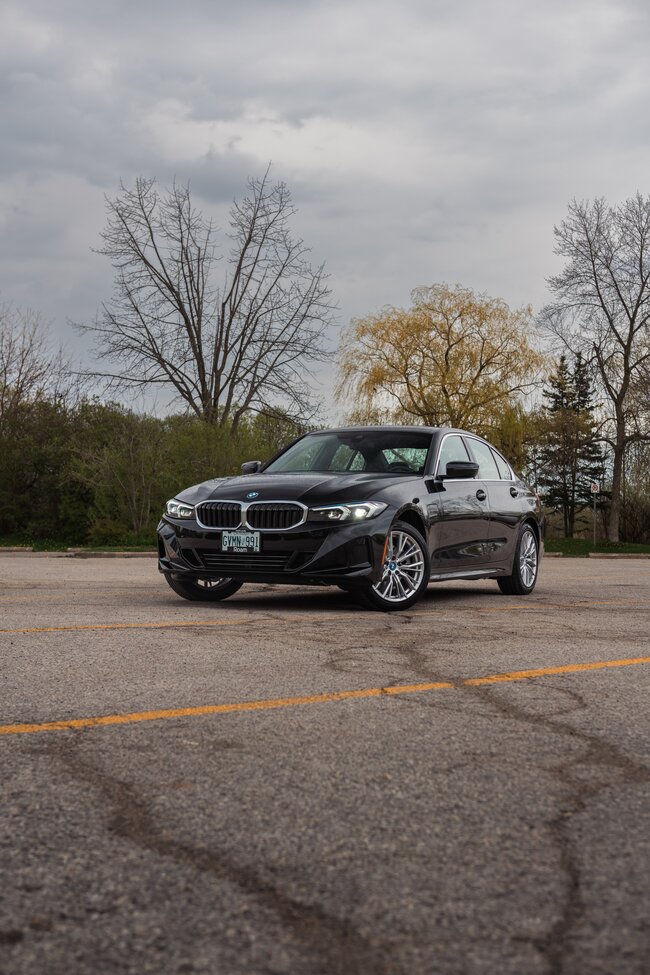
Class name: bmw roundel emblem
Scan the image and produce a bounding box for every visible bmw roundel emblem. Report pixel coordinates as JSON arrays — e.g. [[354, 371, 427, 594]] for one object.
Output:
[[246, 491, 259, 499]]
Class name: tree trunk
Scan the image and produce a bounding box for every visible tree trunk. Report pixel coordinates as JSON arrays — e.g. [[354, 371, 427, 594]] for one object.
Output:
[[568, 468, 577, 538], [608, 438, 625, 543]]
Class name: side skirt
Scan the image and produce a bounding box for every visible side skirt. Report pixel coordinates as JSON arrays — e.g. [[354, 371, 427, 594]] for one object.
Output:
[[429, 568, 507, 582]]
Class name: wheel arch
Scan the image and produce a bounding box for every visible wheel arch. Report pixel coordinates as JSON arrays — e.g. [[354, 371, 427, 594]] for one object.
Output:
[[395, 506, 427, 539], [522, 516, 541, 546]]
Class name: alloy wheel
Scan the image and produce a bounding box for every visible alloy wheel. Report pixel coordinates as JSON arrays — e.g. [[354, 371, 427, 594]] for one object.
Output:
[[519, 531, 538, 589], [195, 578, 231, 589], [373, 529, 426, 603]]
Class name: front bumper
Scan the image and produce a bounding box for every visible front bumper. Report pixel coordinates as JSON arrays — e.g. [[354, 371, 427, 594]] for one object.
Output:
[[156, 510, 393, 586]]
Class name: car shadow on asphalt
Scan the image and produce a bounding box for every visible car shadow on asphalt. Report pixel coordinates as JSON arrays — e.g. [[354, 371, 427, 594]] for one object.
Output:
[[159, 582, 504, 615]]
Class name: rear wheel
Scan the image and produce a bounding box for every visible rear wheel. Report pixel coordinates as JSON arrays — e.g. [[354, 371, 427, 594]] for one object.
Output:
[[497, 525, 539, 595], [357, 521, 430, 612], [164, 574, 244, 602]]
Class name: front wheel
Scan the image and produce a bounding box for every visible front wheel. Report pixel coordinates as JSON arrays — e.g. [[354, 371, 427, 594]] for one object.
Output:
[[357, 521, 431, 612], [497, 525, 539, 595], [164, 574, 244, 602]]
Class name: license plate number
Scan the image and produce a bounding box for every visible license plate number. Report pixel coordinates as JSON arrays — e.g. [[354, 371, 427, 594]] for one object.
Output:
[[221, 530, 261, 554]]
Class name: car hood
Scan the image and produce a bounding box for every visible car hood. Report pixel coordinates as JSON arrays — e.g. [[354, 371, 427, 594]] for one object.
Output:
[[176, 472, 419, 507]]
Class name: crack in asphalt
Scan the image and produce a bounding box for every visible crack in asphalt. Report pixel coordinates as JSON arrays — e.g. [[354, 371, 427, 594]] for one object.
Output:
[[39, 740, 404, 975], [384, 652, 650, 975], [462, 680, 650, 975], [325, 632, 457, 683], [333, 639, 650, 975]]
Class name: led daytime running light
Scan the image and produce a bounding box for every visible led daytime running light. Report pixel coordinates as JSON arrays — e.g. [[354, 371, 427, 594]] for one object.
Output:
[[309, 501, 387, 522], [165, 498, 195, 519]]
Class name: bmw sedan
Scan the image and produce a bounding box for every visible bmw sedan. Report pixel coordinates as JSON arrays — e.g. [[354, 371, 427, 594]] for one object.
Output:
[[157, 426, 543, 611]]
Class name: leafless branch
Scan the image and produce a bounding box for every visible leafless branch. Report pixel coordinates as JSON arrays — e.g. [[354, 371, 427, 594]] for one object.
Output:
[[538, 193, 650, 540], [78, 172, 335, 429]]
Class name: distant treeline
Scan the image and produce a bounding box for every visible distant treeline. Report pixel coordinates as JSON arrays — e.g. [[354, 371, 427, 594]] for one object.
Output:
[[0, 400, 304, 546], [2, 392, 650, 548]]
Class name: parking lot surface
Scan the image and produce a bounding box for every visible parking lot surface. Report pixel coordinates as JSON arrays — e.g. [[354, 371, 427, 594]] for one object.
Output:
[[1, 555, 649, 975]]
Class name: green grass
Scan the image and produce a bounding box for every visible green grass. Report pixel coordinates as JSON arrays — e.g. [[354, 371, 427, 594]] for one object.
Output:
[[70, 545, 156, 552], [0, 537, 156, 552], [545, 537, 650, 557], [0, 537, 66, 551], [3, 536, 649, 557]]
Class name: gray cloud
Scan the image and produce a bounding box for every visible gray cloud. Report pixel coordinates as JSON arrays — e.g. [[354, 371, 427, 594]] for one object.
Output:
[[1, 0, 649, 414]]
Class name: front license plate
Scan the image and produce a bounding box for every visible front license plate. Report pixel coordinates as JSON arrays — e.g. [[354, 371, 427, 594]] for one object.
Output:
[[221, 530, 261, 554]]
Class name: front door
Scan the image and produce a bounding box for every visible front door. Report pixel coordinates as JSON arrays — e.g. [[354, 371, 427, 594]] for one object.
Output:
[[465, 438, 522, 568], [430, 434, 491, 572]]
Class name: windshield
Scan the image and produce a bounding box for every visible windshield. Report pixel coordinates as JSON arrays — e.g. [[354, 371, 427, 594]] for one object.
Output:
[[263, 431, 433, 475]]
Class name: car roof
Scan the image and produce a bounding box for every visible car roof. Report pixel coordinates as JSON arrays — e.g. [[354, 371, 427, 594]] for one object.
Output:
[[304, 423, 489, 443], [305, 425, 462, 436]]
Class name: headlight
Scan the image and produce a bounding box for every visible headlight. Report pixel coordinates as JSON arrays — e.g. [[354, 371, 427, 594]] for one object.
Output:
[[308, 502, 388, 523], [165, 498, 195, 519]]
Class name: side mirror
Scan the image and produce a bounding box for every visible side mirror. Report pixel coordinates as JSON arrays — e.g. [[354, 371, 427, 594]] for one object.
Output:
[[444, 461, 479, 479], [241, 460, 262, 475]]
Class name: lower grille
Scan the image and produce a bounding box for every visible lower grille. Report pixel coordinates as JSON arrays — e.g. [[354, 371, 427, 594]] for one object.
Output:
[[197, 550, 291, 573]]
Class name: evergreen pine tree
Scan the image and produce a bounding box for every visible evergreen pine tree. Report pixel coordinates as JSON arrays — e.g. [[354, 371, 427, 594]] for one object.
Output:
[[538, 354, 606, 537]]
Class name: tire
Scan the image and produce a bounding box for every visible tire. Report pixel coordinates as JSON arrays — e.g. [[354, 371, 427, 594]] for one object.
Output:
[[497, 524, 539, 595], [164, 574, 244, 602], [357, 520, 431, 612]]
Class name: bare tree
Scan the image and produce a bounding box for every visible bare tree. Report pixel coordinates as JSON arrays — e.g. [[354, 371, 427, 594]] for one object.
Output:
[[540, 194, 650, 541], [0, 305, 69, 433], [81, 171, 334, 431]]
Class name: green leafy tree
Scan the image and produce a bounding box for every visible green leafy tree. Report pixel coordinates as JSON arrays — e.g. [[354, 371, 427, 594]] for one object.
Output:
[[0, 302, 312, 546], [536, 354, 606, 537], [70, 404, 172, 544]]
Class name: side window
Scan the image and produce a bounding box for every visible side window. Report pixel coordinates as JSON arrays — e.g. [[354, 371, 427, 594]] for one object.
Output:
[[468, 439, 500, 479], [490, 448, 512, 480], [436, 435, 470, 476]]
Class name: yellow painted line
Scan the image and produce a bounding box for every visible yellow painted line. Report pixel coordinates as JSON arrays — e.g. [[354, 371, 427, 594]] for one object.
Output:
[[471, 599, 644, 613], [0, 613, 393, 634], [0, 684, 451, 735], [476, 598, 632, 609], [0, 619, 261, 635], [0, 588, 159, 602], [0, 599, 644, 635], [1, 656, 649, 737], [463, 656, 650, 684]]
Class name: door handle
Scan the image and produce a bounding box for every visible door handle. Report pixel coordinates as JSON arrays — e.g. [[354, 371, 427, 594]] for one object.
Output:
[[476, 489, 487, 502], [510, 487, 518, 498]]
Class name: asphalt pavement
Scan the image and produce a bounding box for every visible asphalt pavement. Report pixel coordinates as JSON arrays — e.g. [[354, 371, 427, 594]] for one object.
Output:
[[1, 554, 649, 975]]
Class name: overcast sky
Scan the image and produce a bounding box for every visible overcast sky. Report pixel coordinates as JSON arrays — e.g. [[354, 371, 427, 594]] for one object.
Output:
[[1, 0, 649, 416]]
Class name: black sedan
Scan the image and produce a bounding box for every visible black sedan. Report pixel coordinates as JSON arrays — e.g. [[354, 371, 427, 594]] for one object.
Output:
[[157, 426, 543, 611]]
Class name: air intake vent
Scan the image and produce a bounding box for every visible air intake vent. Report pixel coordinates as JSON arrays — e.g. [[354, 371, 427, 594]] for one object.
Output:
[[197, 551, 291, 573]]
